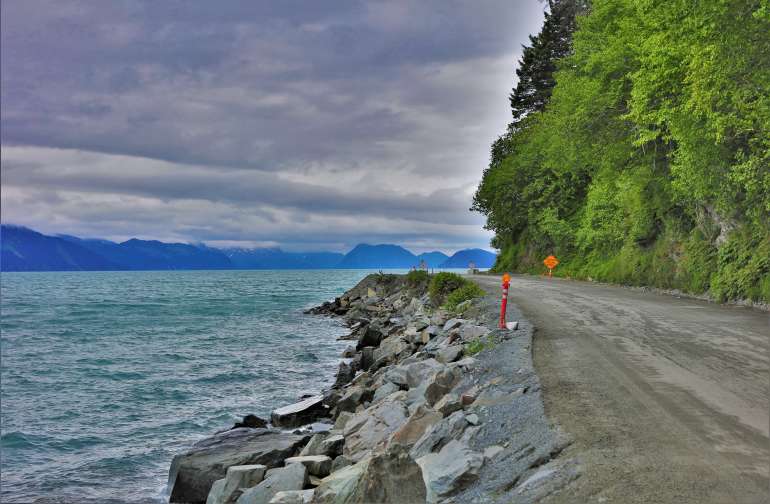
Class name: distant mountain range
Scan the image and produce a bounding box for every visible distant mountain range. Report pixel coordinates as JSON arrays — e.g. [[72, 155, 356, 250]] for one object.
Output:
[[0, 225, 497, 272]]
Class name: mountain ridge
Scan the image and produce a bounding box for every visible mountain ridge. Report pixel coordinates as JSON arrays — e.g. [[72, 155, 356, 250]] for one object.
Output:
[[0, 225, 496, 272]]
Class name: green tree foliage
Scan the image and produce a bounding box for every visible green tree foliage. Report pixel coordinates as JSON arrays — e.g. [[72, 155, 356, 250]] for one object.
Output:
[[474, 0, 770, 302]]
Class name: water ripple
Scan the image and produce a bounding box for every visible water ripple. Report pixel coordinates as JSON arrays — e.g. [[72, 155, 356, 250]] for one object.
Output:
[[0, 269, 375, 503]]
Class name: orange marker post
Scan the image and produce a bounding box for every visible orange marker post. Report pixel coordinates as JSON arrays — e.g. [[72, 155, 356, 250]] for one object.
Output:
[[543, 255, 559, 277], [499, 273, 511, 329]]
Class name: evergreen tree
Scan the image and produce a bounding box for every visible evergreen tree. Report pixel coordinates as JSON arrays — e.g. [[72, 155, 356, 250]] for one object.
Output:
[[509, 0, 587, 127]]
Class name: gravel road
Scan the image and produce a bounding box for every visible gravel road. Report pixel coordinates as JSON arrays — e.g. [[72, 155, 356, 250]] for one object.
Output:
[[471, 274, 769, 503]]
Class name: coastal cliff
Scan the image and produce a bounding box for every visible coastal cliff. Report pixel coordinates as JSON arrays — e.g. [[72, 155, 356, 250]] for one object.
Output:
[[167, 273, 576, 503]]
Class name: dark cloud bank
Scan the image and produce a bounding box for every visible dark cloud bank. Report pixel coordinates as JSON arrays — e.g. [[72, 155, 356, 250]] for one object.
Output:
[[1, 1, 544, 252]]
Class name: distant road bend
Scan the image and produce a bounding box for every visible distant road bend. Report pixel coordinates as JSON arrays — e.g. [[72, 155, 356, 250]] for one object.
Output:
[[471, 274, 769, 503]]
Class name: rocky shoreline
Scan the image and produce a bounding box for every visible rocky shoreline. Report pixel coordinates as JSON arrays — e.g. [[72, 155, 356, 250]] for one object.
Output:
[[166, 273, 577, 504]]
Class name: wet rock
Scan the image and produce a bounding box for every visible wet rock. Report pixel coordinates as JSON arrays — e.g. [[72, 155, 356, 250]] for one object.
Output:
[[436, 345, 463, 364], [235, 464, 308, 504], [341, 345, 356, 358], [267, 490, 314, 504], [284, 455, 333, 477], [232, 415, 268, 430], [168, 428, 309, 504], [416, 440, 484, 503], [270, 395, 328, 429], [343, 398, 409, 461], [206, 464, 267, 504]]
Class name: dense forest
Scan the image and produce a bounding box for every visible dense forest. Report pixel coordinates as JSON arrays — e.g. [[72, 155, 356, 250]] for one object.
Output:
[[474, 0, 769, 302]]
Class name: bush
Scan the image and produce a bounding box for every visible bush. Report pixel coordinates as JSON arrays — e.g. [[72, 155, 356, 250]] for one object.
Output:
[[444, 282, 486, 312], [428, 272, 467, 304], [405, 269, 429, 286]]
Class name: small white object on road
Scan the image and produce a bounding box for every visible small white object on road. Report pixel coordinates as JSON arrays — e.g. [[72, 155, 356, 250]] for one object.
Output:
[[506, 321, 519, 330]]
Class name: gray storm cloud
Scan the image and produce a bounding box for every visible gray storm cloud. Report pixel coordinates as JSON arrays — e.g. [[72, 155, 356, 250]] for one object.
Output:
[[1, 0, 545, 252]]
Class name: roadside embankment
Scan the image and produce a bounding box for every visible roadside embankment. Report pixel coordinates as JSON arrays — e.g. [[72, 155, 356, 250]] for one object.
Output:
[[166, 273, 577, 504]]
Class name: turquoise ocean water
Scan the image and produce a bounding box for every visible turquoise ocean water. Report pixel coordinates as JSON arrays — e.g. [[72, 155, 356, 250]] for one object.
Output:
[[0, 269, 384, 503]]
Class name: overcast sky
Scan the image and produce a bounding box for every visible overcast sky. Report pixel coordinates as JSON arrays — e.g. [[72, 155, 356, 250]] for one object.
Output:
[[1, 1, 545, 253]]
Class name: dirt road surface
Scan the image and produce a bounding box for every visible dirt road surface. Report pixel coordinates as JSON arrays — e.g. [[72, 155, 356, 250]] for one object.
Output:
[[471, 274, 769, 503]]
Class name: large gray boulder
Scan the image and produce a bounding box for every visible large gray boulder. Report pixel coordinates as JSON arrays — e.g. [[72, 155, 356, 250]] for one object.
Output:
[[312, 459, 369, 503], [343, 398, 409, 461], [372, 334, 409, 363], [460, 324, 489, 342], [388, 406, 443, 449], [436, 345, 463, 364], [297, 432, 344, 458], [268, 490, 314, 504], [235, 463, 308, 504], [424, 367, 461, 406], [416, 440, 484, 503], [371, 382, 399, 404], [434, 393, 463, 417], [320, 434, 345, 458], [298, 433, 327, 457], [283, 455, 333, 477], [335, 385, 373, 413], [270, 395, 328, 428], [168, 428, 309, 504], [405, 359, 444, 389], [382, 365, 409, 387], [357, 325, 384, 349], [410, 410, 469, 459], [356, 447, 427, 503], [333, 361, 355, 388], [443, 318, 464, 332], [206, 464, 267, 504]]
